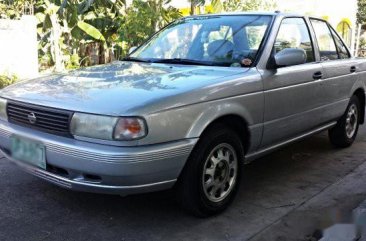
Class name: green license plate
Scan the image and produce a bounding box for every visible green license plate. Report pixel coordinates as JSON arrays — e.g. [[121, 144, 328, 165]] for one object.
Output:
[[10, 136, 46, 169]]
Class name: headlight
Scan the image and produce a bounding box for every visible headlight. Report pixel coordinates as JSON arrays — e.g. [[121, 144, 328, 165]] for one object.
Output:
[[0, 98, 7, 121], [70, 113, 147, 141]]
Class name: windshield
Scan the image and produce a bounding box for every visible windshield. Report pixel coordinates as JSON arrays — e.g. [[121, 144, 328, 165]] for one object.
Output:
[[130, 15, 273, 67]]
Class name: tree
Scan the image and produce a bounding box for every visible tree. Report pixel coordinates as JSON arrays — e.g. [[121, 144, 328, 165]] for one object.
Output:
[[0, 0, 30, 19], [120, 0, 181, 53], [222, 0, 276, 12], [195, 0, 277, 14], [210, 0, 223, 13], [357, 0, 366, 26], [337, 18, 352, 45], [189, 0, 205, 15], [35, 0, 126, 70]]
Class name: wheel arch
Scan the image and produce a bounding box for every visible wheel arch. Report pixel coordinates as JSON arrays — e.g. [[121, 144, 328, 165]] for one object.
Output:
[[185, 100, 260, 156], [197, 114, 251, 155]]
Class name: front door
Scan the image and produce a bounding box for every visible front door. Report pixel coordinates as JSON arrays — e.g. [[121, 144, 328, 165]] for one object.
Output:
[[260, 17, 324, 148]]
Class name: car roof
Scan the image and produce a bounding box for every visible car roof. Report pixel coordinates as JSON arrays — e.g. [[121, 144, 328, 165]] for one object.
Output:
[[190, 11, 313, 19]]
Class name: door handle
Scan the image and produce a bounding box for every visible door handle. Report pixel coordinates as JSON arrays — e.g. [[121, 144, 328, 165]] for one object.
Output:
[[350, 66, 357, 73], [313, 71, 323, 80]]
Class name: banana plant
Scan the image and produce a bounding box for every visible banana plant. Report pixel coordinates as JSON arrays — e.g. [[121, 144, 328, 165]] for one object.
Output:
[[36, 0, 125, 70], [145, 0, 182, 30], [121, 0, 182, 53]]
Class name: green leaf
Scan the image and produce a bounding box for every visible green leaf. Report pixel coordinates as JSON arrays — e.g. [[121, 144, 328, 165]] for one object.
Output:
[[78, 0, 95, 14], [83, 11, 97, 20], [35, 12, 45, 23], [68, 4, 79, 27], [43, 14, 52, 31], [58, 0, 68, 15], [77, 21, 106, 41], [71, 25, 83, 40]]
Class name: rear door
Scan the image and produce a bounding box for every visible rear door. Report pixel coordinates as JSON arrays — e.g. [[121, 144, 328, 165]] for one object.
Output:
[[310, 19, 358, 121]]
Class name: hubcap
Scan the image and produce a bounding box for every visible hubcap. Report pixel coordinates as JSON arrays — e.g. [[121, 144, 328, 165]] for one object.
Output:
[[346, 104, 358, 139], [202, 143, 238, 202]]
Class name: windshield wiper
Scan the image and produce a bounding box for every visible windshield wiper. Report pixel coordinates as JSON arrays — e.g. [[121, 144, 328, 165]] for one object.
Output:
[[151, 58, 217, 66], [122, 57, 151, 63]]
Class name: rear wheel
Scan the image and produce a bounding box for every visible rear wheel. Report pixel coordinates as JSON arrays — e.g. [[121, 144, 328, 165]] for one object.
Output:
[[176, 123, 244, 217], [329, 96, 360, 148]]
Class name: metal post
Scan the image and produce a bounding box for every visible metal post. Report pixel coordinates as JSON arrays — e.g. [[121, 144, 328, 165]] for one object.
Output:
[[350, 26, 356, 56], [355, 24, 362, 57]]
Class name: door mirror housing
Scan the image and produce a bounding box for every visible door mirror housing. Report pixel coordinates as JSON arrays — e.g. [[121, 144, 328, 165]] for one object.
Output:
[[129, 46, 138, 55], [274, 48, 307, 67]]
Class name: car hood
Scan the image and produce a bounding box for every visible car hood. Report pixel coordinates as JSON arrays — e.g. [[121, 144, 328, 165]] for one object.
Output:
[[0, 61, 249, 116]]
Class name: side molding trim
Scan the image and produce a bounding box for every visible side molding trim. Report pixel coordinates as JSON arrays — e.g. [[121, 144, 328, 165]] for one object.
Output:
[[245, 121, 337, 163]]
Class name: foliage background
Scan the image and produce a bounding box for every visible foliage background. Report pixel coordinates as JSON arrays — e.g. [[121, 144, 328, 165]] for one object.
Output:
[[0, 0, 278, 74], [0, 0, 182, 72]]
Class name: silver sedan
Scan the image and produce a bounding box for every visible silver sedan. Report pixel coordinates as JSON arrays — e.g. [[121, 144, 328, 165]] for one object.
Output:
[[0, 12, 365, 216]]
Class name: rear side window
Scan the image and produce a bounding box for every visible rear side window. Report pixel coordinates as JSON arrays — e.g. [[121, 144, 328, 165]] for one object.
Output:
[[330, 27, 351, 59], [274, 18, 315, 63], [310, 19, 338, 61]]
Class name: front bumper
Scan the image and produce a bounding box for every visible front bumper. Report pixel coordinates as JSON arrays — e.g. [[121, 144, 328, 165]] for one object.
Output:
[[0, 121, 197, 195]]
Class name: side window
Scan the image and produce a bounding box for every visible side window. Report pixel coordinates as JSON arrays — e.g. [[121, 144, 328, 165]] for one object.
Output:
[[330, 27, 351, 59], [274, 18, 315, 63], [310, 19, 338, 61]]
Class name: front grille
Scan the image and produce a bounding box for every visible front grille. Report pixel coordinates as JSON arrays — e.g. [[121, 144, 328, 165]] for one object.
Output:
[[7, 101, 72, 136]]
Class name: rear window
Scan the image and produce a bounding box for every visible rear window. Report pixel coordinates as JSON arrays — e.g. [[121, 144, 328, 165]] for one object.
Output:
[[310, 19, 338, 61]]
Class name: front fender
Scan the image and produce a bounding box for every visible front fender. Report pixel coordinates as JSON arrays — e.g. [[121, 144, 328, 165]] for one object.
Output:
[[186, 101, 254, 138], [186, 95, 263, 153], [140, 92, 264, 153]]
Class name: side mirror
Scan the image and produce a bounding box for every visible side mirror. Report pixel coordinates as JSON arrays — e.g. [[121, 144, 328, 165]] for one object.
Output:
[[128, 46, 137, 55], [274, 48, 307, 67]]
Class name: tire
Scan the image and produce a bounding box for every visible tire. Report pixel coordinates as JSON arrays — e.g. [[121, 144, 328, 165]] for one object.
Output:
[[329, 95, 361, 148], [175, 123, 244, 217]]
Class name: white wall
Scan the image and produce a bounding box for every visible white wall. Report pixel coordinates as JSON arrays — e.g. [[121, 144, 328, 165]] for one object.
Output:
[[0, 15, 39, 79], [170, 0, 190, 8]]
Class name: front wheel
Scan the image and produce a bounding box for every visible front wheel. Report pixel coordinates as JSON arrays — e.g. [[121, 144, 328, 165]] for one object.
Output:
[[328, 96, 361, 148], [175, 123, 244, 217]]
